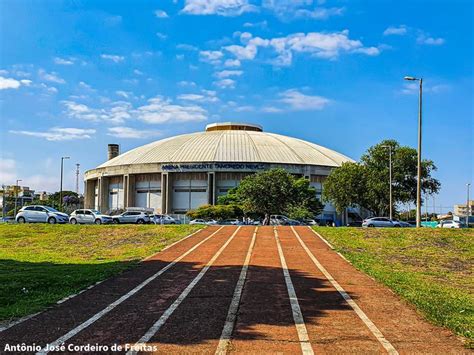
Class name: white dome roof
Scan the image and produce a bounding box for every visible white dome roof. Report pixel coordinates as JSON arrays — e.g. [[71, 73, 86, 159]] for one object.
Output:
[[98, 127, 353, 168]]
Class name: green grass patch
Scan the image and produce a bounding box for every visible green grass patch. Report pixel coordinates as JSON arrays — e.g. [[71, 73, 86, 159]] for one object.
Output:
[[0, 224, 201, 323], [314, 227, 474, 347]]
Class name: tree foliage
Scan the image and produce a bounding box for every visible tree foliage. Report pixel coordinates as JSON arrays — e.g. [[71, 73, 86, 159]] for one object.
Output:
[[323, 139, 441, 216], [186, 204, 243, 220], [219, 168, 323, 223]]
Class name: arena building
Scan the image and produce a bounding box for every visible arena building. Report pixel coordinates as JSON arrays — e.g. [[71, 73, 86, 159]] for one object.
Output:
[[84, 122, 353, 223]]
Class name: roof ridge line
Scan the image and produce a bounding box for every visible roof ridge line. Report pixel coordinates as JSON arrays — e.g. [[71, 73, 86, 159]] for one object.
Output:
[[268, 133, 305, 164], [245, 130, 263, 162], [212, 130, 226, 161], [293, 136, 341, 166]]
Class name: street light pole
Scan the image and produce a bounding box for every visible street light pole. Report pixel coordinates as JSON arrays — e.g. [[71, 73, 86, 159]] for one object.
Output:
[[404, 76, 423, 228], [14, 179, 22, 218], [381, 145, 393, 220], [467, 183, 471, 227], [59, 156, 70, 211]]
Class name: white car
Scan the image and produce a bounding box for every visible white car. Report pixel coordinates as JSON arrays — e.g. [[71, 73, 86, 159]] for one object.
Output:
[[15, 205, 69, 224], [362, 217, 401, 228], [112, 211, 150, 224], [437, 220, 464, 229], [189, 219, 207, 225], [152, 214, 177, 225], [206, 219, 218, 225], [69, 209, 113, 225]]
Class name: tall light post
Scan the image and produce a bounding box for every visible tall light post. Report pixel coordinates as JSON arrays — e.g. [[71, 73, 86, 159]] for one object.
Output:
[[467, 183, 471, 227], [404, 75, 423, 228], [13, 179, 22, 218], [59, 156, 70, 211], [381, 145, 393, 220]]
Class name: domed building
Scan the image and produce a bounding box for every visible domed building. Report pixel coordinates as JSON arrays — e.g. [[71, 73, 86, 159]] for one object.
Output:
[[84, 122, 353, 223]]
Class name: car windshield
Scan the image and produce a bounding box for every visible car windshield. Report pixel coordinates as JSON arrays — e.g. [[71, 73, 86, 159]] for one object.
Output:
[[44, 206, 59, 212], [91, 210, 101, 214]]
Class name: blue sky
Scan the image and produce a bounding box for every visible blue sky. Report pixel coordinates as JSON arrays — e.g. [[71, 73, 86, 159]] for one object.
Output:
[[0, 0, 472, 213]]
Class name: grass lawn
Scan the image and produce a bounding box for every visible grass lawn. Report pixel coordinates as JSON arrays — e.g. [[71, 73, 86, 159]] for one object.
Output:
[[314, 227, 474, 347], [0, 224, 201, 324]]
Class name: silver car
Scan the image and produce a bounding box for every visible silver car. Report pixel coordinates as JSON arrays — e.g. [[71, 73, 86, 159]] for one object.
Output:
[[152, 214, 177, 225], [69, 209, 113, 225], [112, 211, 150, 224], [362, 217, 401, 228], [16, 205, 69, 224]]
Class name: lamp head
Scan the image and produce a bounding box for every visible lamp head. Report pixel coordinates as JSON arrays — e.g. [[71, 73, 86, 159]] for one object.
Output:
[[404, 76, 418, 81]]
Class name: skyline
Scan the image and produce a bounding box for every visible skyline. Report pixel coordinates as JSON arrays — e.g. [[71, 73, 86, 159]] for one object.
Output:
[[0, 0, 473, 213]]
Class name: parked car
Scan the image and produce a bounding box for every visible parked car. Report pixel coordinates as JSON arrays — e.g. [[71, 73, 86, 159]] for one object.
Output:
[[437, 220, 465, 229], [206, 219, 218, 225], [302, 219, 318, 226], [362, 217, 401, 228], [189, 219, 208, 225], [394, 220, 413, 228], [220, 219, 241, 225], [346, 221, 363, 227], [69, 209, 113, 225], [152, 214, 177, 225], [112, 211, 150, 224], [16, 205, 69, 224]]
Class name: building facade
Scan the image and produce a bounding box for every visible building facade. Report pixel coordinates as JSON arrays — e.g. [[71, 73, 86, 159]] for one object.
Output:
[[454, 200, 473, 217], [84, 122, 353, 222]]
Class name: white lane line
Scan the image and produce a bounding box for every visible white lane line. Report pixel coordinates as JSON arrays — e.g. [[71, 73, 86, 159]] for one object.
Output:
[[291, 227, 399, 355], [37, 226, 224, 355], [127, 226, 242, 355], [215, 227, 257, 355], [0, 228, 206, 335], [274, 227, 314, 355]]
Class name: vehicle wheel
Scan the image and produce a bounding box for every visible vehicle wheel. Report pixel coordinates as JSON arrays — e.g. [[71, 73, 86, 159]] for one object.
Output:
[[137, 219, 144, 224], [368, 224, 375, 227], [17, 217, 26, 224], [48, 217, 57, 224], [95, 219, 102, 225], [113, 219, 119, 224], [70, 218, 77, 225], [394, 225, 401, 228]]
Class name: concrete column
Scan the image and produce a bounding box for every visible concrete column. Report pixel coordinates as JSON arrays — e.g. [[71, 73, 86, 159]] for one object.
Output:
[[165, 173, 173, 214], [123, 175, 128, 208], [98, 176, 109, 213], [84, 180, 96, 209], [207, 172, 216, 205], [127, 175, 135, 208]]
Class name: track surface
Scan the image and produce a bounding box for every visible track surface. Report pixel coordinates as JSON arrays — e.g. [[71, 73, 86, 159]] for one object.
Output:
[[0, 226, 467, 354]]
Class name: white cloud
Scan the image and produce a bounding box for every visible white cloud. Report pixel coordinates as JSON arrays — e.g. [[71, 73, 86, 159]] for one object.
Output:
[[383, 25, 407, 36], [182, 0, 258, 16], [417, 34, 445, 45], [0, 158, 17, 183], [223, 30, 379, 66], [177, 80, 197, 87], [261, 106, 284, 113], [116, 90, 132, 99], [107, 126, 161, 139], [155, 9, 169, 18], [38, 69, 66, 84], [243, 20, 268, 28], [136, 96, 208, 123], [39, 83, 58, 94], [176, 43, 199, 51], [224, 59, 241, 67], [78, 81, 93, 90], [62, 100, 132, 124], [214, 70, 243, 78], [20, 79, 32, 86], [54, 57, 75, 65], [176, 54, 185, 60], [213, 78, 236, 89], [133, 69, 144, 75], [9, 127, 96, 141], [400, 82, 450, 95], [100, 54, 125, 63], [156, 32, 168, 40], [0, 76, 22, 90], [278, 89, 330, 110], [178, 90, 218, 102], [199, 50, 224, 64], [262, 0, 344, 21]]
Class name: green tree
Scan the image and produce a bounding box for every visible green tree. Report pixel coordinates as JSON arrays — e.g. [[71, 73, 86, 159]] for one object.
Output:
[[186, 204, 243, 220], [323, 139, 441, 216], [220, 168, 323, 224]]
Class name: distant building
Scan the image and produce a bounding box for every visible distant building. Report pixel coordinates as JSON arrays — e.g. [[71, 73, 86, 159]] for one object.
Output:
[[0, 185, 35, 209], [84, 122, 355, 224], [454, 200, 474, 217]]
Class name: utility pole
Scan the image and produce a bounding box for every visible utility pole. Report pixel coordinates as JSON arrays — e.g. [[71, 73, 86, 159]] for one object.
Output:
[[59, 156, 70, 211], [382, 145, 393, 220], [75, 164, 80, 194], [404, 76, 423, 227], [467, 183, 471, 227], [14, 179, 22, 218]]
